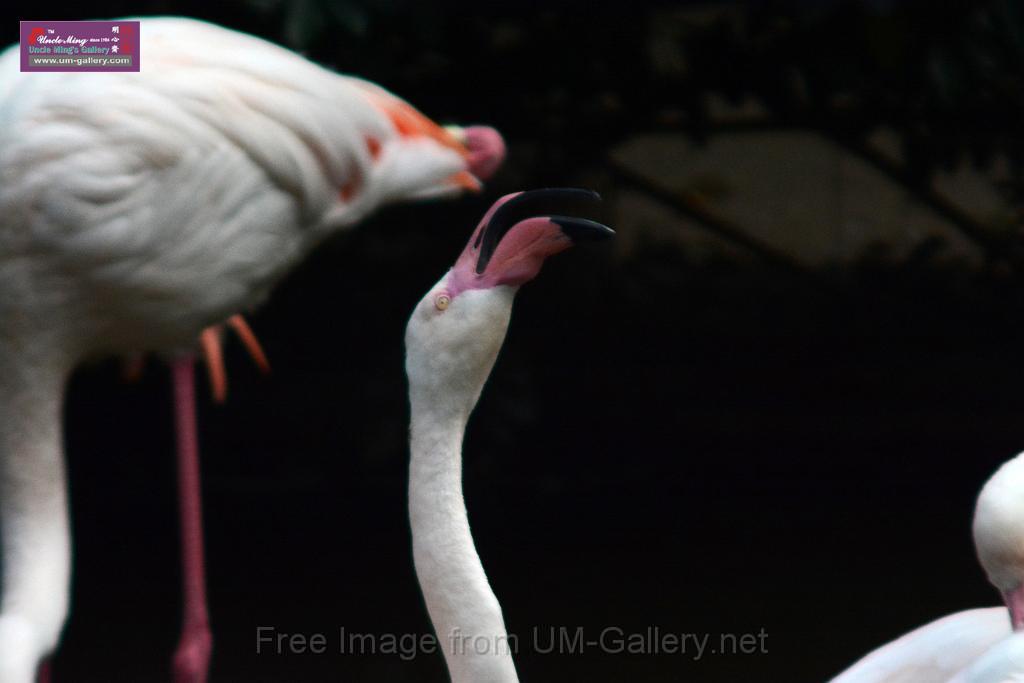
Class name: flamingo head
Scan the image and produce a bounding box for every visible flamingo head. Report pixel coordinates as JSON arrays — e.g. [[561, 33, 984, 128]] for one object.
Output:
[[357, 129, 483, 203], [974, 452, 1024, 630], [350, 84, 507, 201], [390, 124, 506, 199], [404, 188, 612, 414]]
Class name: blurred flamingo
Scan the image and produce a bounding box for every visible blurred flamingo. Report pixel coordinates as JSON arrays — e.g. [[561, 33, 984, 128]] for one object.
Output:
[[829, 453, 1024, 682], [0, 17, 505, 683]]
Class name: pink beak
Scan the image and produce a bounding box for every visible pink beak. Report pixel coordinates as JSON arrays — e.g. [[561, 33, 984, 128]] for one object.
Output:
[[449, 188, 614, 292], [462, 126, 507, 181]]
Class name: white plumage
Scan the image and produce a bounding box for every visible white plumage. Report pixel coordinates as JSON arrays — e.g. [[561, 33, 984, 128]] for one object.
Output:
[[0, 17, 479, 355], [830, 452, 1024, 682], [829, 608, 1011, 683], [0, 17, 501, 682], [403, 189, 612, 683], [946, 633, 1024, 682]]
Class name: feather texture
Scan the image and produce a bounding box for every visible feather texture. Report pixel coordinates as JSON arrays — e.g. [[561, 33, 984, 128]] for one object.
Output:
[[0, 17, 472, 354]]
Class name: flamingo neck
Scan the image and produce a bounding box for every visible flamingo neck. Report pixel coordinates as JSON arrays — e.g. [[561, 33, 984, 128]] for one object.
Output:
[[408, 402, 519, 683], [1002, 586, 1024, 631], [0, 340, 72, 675]]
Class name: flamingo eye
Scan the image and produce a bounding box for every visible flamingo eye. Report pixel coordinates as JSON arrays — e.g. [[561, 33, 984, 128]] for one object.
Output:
[[434, 294, 451, 311]]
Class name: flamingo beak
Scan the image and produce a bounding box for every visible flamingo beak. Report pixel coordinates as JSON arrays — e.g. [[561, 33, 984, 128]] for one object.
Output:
[[447, 125, 507, 181], [444, 188, 613, 290], [471, 188, 612, 274], [549, 216, 617, 243], [355, 87, 492, 194]]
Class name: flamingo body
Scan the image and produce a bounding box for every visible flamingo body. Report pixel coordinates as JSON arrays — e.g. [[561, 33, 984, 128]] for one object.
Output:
[[0, 17, 482, 355], [0, 16, 502, 682], [829, 608, 1010, 683], [831, 452, 1024, 682], [946, 632, 1024, 682]]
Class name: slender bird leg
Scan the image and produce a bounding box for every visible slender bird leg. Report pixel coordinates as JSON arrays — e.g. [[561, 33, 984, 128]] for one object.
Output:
[[168, 316, 268, 681], [171, 357, 212, 683]]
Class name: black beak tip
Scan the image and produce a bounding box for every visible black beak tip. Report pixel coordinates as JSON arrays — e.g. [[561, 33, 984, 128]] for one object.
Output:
[[550, 216, 616, 242], [475, 188, 611, 274]]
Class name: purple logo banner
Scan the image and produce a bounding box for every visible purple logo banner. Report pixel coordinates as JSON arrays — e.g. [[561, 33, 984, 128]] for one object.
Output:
[[20, 20, 140, 72]]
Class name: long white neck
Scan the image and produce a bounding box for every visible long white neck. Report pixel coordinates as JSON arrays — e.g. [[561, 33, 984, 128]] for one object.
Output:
[[0, 336, 72, 679], [408, 401, 519, 683]]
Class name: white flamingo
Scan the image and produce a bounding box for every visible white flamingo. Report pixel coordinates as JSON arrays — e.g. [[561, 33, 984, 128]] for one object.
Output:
[[403, 188, 612, 682], [830, 453, 1024, 682], [0, 16, 504, 683]]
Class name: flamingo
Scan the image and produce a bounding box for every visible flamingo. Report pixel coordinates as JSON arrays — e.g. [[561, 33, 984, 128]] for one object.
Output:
[[0, 16, 505, 683], [829, 453, 1024, 682], [403, 188, 613, 682]]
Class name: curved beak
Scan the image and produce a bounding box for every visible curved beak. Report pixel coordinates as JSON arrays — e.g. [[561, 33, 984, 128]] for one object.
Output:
[[549, 216, 616, 243], [446, 125, 507, 182], [471, 188, 612, 274], [447, 188, 615, 289]]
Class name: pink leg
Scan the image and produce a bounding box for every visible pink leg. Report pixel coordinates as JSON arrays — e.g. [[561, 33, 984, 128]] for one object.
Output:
[[37, 660, 52, 683], [171, 357, 212, 683]]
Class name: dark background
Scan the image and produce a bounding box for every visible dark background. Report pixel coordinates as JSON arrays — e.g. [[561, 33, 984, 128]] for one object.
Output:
[[8, 1, 1024, 680]]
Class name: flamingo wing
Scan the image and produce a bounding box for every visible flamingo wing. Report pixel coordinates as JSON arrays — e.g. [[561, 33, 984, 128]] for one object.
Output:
[[945, 632, 1024, 682], [0, 17, 482, 350], [829, 608, 1011, 683]]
